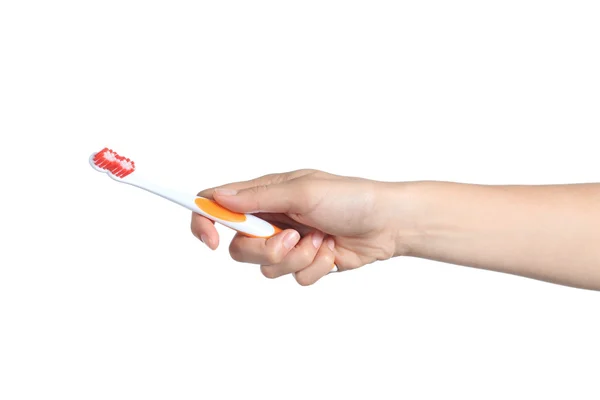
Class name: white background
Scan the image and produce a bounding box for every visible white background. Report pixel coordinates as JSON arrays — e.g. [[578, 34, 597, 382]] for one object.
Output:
[[1, 1, 599, 399]]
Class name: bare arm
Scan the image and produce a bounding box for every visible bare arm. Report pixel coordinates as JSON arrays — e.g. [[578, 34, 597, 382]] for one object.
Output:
[[399, 182, 600, 290]]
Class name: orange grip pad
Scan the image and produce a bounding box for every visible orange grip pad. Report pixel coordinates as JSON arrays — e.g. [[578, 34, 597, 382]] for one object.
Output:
[[194, 198, 247, 222], [194, 197, 282, 238]]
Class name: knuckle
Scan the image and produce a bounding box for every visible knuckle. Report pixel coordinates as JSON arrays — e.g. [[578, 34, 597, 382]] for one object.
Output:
[[272, 173, 291, 184], [321, 254, 335, 265], [254, 174, 278, 186], [295, 273, 315, 287], [265, 247, 283, 265], [247, 185, 269, 211], [249, 183, 269, 194], [260, 265, 278, 279], [335, 258, 361, 271], [249, 177, 264, 188], [299, 168, 318, 175], [228, 241, 245, 262], [296, 248, 316, 265]]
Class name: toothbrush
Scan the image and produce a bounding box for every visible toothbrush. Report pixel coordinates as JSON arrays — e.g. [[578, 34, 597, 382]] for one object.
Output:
[[89, 147, 283, 238], [89, 148, 338, 272]]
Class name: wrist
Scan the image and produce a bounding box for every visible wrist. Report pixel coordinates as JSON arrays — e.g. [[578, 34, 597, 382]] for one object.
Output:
[[379, 181, 434, 258]]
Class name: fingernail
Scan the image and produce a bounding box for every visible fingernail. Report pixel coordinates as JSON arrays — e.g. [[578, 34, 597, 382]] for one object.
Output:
[[200, 234, 211, 248], [327, 238, 335, 251], [312, 231, 324, 248], [214, 188, 238, 196], [283, 231, 300, 249]]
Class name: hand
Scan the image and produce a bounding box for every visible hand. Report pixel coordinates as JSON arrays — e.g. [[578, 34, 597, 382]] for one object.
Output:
[[191, 169, 409, 285]]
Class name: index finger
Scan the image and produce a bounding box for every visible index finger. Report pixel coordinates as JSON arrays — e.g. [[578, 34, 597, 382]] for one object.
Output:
[[197, 169, 315, 199]]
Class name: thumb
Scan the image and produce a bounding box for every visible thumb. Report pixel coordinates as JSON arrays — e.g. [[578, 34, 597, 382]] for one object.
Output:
[[212, 182, 305, 214]]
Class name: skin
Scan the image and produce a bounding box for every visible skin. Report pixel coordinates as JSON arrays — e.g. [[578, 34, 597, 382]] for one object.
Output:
[[190, 170, 600, 290]]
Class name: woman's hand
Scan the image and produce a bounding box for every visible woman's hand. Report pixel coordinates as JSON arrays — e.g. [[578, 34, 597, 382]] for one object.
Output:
[[192, 171, 600, 290], [191, 170, 411, 285]]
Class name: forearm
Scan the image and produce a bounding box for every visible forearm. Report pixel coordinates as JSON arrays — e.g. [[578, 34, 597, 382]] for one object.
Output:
[[395, 181, 600, 290]]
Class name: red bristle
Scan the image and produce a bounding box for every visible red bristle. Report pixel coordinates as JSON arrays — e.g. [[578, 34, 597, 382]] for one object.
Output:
[[93, 150, 105, 164], [93, 148, 135, 178]]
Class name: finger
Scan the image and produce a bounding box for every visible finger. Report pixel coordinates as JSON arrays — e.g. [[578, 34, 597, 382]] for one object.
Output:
[[261, 230, 325, 279], [198, 170, 314, 199], [294, 237, 336, 286], [190, 213, 219, 250], [229, 229, 300, 265], [253, 213, 313, 235], [212, 181, 310, 214]]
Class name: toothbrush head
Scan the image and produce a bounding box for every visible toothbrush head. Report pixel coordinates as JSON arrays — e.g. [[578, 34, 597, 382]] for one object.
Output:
[[90, 148, 136, 178]]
